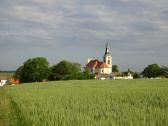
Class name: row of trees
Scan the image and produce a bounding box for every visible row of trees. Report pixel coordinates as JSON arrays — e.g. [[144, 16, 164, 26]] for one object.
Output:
[[112, 65, 140, 78], [112, 64, 168, 78], [14, 57, 168, 83], [49, 61, 94, 80], [142, 64, 168, 78], [14, 57, 94, 83]]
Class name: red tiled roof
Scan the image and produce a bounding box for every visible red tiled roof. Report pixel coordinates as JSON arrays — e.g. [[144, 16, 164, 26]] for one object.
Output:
[[86, 59, 98, 68], [96, 62, 108, 68], [86, 59, 108, 68]]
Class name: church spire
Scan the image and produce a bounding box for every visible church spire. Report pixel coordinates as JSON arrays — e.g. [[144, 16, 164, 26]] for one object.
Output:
[[103, 42, 112, 68], [105, 41, 110, 55], [106, 41, 109, 48]]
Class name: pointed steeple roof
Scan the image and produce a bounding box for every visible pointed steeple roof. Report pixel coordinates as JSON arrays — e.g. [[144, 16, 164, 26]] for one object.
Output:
[[106, 41, 109, 49], [104, 42, 111, 55]]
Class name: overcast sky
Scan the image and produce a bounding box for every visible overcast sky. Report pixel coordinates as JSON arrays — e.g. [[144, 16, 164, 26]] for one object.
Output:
[[0, 0, 168, 71]]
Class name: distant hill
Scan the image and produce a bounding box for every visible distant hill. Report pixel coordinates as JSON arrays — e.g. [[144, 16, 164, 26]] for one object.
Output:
[[0, 71, 15, 73]]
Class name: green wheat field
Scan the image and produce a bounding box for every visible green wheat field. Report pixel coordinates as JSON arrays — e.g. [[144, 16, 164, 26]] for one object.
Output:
[[1, 79, 168, 126]]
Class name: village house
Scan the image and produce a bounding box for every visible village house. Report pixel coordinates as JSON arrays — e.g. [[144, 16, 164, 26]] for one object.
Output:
[[85, 43, 112, 79], [0, 75, 20, 86]]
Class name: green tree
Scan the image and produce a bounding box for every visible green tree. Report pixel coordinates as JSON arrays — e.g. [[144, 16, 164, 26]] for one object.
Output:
[[112, 65, 119, 72], [79, 68, 95, 80], [13, 65, 23, 80], [14, 57, 51, 83], [49, 60, 81, 80], [161, 66, 168, 78], [142, 64, 162, 78], [133, 72, 141, 79], [122, 68, 133, 76]]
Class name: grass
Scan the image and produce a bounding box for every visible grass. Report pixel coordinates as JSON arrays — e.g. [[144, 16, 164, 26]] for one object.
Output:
[[0, 79, 168, 126]]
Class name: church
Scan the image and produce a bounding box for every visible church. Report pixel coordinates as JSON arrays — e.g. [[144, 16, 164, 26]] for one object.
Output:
[[85, 43, 112, 79]]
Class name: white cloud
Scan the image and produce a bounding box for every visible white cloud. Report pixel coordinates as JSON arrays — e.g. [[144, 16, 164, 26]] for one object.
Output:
[[10, 5, 64, 25], [0, 0, 168, 71]]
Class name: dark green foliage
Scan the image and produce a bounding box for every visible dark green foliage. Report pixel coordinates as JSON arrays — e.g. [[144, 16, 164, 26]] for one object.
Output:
[[14, 57, 51, 83], [13, 66, 23, 80], [161, 66, 168, 78], [142, 64, 162, 78], [112, 65, 119, 72], [79, 68, 95, 80], [122, 69, 141, 78], [49, 61, 81, 80], [122, 68, 133, 76], [133, 72, 141, 78]]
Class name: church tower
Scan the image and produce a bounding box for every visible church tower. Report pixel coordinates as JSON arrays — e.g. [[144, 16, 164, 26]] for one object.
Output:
[[103, 42, 112, 70]]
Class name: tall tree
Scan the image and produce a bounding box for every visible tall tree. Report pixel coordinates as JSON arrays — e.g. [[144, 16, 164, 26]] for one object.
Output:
[[14, 57, 51, 83], [112, 65, 119, 72], [13, 65, 23, 80], [142, 64, 162, 78], [79, 68, 95, 80], [49, 60, 81, 80], [161, 66, 168, 78]]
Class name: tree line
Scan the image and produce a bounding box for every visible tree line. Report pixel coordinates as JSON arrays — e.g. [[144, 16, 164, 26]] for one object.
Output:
[[14, 57, 168, 83], [14, 57, 94, 83], [112, 64, 168, 78]]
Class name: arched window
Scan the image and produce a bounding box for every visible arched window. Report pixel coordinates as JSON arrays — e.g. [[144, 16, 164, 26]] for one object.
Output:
[[108, 60, 110, 65]]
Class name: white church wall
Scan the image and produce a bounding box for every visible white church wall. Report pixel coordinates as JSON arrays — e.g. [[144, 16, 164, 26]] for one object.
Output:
[[105, 56, 112, 68], [91, 67, 112, 75], [101, 68, 112, 74], [114, 76, 133, 80]]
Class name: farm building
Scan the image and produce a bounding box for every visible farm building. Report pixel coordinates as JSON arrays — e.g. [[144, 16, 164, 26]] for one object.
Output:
[[0, 75, 20, 85]]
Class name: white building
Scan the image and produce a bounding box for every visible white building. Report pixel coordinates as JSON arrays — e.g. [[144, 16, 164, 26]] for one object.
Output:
[[113, 72, 133, 80], [85, 43, 112, 79], [0, 80, 8, 87]]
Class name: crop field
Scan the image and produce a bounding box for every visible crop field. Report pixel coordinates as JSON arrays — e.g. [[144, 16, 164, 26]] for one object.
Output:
[[0, 72, 13, 80], [0, 79, 168, 126]]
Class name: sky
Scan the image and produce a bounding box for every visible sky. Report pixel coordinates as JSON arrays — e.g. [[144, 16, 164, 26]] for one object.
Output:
[[0, 0, 168, 72]]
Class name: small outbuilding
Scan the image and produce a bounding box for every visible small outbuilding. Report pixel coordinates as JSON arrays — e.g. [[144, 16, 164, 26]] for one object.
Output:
[[0, 80, 8, 86]]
